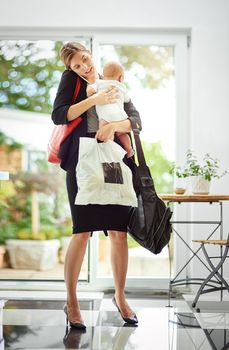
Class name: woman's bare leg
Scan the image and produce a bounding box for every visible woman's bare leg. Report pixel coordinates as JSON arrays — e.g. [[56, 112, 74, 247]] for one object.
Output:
[[64, 232, 90, 322], [109, 230, 135, 317]]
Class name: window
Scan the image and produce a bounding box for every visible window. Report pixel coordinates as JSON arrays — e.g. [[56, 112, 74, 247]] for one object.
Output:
[[0, 30, 189, 290]]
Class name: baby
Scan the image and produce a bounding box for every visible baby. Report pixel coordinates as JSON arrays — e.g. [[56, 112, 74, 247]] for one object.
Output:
[[87, 61, 134, 158]]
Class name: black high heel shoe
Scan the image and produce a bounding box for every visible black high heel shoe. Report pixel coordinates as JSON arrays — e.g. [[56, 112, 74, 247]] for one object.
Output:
[[112, 297, 138, 324], [63, 304, 86, 330]]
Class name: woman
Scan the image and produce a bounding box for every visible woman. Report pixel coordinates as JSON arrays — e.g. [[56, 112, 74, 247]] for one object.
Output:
[[51, 42, 142, 329]]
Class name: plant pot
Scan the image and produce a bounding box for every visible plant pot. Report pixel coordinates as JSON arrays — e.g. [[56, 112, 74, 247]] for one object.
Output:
[[175, 187, 186, 195], [191, 176, 210, 195], [6, 239, 60, 271], [0, 246, 6, 268], [175, 178, 186, 194]]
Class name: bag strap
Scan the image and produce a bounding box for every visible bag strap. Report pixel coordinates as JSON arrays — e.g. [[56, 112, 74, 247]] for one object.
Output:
[[131, 119, 156, 189], [72, 75, 81, 104], [131, 119, 147, 169]]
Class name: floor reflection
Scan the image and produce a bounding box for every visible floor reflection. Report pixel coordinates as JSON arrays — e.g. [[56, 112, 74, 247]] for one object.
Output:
[[63, 327, 90, 349], [203, 328, 229, 350], [2, 297, 229, 349]]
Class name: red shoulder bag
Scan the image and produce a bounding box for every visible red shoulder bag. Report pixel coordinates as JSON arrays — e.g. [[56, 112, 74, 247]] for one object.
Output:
[[47, 76, 82, 163]]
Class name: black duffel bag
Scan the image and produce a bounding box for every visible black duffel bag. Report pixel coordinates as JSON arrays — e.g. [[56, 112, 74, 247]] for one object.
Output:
[[128, 122, 173, 255]]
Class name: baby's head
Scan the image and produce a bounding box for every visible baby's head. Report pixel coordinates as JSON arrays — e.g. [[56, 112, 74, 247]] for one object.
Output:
[[102, 62, 124, 82]]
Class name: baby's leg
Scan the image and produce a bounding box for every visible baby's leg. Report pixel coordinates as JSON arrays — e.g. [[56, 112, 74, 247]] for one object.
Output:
[[116, 133, 134, 158]]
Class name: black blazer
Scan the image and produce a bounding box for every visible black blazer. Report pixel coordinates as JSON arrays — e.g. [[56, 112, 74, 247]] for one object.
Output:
[[51, 69, 142, 170]]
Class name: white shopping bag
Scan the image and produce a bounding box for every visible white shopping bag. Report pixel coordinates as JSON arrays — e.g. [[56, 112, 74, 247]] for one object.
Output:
[[75, 138, 137, 206]]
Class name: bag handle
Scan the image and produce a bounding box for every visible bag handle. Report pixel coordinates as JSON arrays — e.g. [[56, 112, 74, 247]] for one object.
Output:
[[130, 119, 147, 169]]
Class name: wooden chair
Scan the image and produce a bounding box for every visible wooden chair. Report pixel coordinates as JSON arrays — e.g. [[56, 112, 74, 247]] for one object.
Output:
[[192, 234, 229, 310]]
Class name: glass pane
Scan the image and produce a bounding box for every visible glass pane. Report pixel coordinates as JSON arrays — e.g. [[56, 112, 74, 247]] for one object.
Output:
[[97, 44, 175, 278], [0, 39, 91, 281]]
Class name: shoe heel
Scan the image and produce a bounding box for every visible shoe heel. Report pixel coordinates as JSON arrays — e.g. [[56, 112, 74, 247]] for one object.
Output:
[[64, 304, 69, 327], [112, 296, 138, 324], [63, 303, 86, 330]]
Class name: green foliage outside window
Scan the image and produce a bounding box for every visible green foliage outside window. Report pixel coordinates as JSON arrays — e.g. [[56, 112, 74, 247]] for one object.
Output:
[[116, 45, 174, 89], [0, 40, 64, 113], [1, 41, 174, 114], [0, 40, 174, 248], [142, 141, 173, 193]]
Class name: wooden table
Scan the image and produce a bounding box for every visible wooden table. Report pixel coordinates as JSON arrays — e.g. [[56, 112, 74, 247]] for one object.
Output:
[[158, 194, 229, 295], [159, 194, 229, 202]]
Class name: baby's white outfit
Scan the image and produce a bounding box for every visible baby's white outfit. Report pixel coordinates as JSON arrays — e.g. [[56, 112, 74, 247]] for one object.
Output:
[[90, 79, 130, 122]]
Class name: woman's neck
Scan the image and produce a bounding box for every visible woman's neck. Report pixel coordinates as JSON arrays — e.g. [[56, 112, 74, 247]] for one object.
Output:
[[78, 72, 99, 84], [87, 71, 99, 84]]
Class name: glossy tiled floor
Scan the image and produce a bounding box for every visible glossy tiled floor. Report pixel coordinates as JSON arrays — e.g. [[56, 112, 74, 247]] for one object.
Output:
[[1, 293, 229, 349]]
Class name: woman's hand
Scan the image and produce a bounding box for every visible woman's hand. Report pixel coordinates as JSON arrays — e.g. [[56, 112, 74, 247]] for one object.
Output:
[[67, 86, 118, 122], [96, 119, 132, 142], [92, 86, 118, 105], [96, 123, 116, 142], [86, 85, 96, 97]]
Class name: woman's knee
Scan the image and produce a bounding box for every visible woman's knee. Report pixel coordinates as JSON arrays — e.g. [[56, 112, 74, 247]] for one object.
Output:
[[71, 232, 90, 244], [109, 231, 127, 244]]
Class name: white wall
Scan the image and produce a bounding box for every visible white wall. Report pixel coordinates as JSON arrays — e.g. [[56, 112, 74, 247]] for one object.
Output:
[[0, 109, 51, 152], [1, 0, 229, 281], [1, 0, 228, 171], [0, 0, 228, 29]]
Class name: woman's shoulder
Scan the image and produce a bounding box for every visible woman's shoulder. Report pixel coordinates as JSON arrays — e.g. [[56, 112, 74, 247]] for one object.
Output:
[[61, 69, 78, 83], [59, 70, 87, 91]]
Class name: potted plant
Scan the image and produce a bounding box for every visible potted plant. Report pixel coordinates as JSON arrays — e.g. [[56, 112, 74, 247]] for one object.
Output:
[[171, 150, 227, 195]]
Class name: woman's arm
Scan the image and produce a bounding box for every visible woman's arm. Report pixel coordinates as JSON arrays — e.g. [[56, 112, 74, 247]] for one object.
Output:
[[124, 99, 142, 131], [51, 70, 81, 125], [66, 95, 97, 121], [52, 70, 118, 125], [96, 119, 131, 141], [96, 99, 142, 141], [67, 87, 118, 121]]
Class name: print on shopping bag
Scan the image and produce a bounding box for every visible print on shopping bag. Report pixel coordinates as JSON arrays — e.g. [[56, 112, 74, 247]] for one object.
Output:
[[102, 162, 124, 184]]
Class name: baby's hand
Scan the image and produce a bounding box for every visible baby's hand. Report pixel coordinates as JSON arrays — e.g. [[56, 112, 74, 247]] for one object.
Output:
[[86, 85, 96, 97]]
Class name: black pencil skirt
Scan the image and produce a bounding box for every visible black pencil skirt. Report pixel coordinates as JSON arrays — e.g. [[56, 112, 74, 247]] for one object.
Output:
[[66, 163, 132, 235]]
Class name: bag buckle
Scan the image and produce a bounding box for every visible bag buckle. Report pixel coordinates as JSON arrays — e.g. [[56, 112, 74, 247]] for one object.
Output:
[[140, 176, 154, 187], [132, 128, 140, 135]]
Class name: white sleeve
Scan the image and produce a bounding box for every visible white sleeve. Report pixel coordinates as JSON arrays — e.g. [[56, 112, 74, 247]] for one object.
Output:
[[124, 91, 131, 103]]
